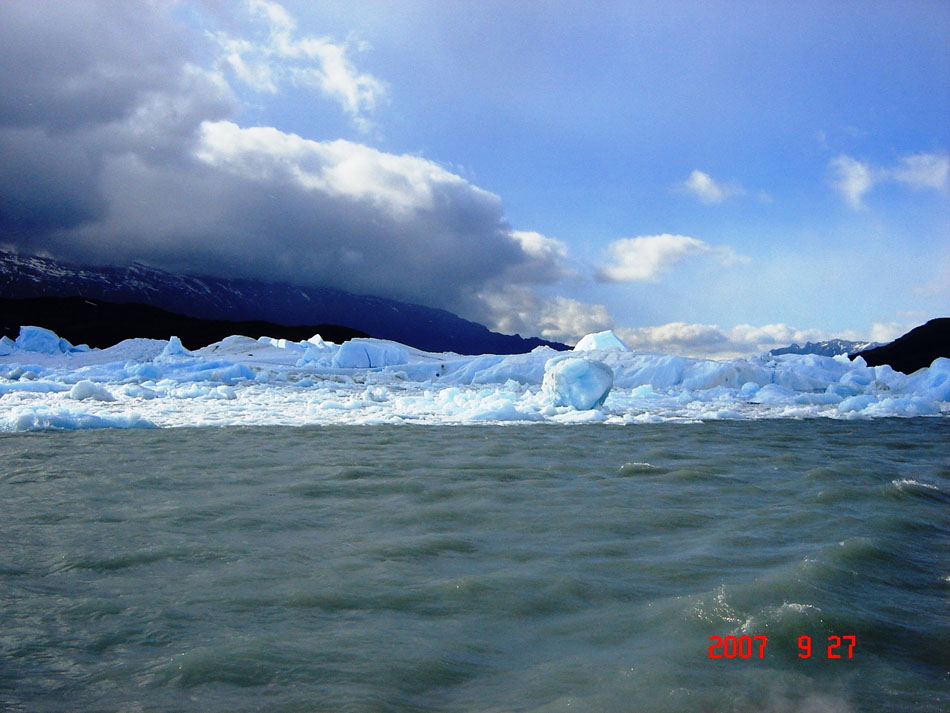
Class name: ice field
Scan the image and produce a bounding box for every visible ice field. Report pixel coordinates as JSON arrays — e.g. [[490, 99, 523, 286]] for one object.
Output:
[[1, 326, 948, 431]]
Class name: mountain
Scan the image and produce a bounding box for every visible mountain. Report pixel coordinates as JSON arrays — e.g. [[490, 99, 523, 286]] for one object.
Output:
[[0, 250, 567, 354], [0, 297, 371, 351], [769, 338, 880, 358], [851, 318, 950, 374]]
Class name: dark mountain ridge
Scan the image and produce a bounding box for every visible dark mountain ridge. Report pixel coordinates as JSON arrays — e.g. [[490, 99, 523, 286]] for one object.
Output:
[[851, 318, 950, 374], [0, 297, 370, 351], [0, 250, 566, 354]]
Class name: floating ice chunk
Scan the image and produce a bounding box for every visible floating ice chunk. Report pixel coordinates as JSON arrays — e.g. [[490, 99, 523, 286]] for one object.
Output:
[[159, 336, 191, 359], [573, 330, 631, 352], [4, 406, 154, 432], [295, 334, 338, 365], [257, 336, 305, 352], [15, 326, 73, 354], [542, 356, 613, 410], [0, 380, 70, 395], [862, 396, 939, 417], [307, 334, 334, 349], [124, 384, 160, 399], [749, 384, 796, 405], [838, 394, 877, 413], [331, 339, 409, 368], [69, 380, 116, 402], [127, 363, 163, 380], [681, 361, 767, 390], [468, 353, 548, 385], [903, 357, 950, 401], [297, 346, 332, 366], [551, 407, 609, 423], [739, 381, 760, 397]]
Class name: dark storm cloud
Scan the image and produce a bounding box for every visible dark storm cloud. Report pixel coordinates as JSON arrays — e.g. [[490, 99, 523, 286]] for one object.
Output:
[[0, 1, 233, 240], [0, 1, 196, 131], [0, 1, 557, 312]]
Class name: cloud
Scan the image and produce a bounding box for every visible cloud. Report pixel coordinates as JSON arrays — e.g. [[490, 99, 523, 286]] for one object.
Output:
[[473, 286, 612, 344], [830, 152, 948, 208], [829, 155, 874, 209], [597, 234, 748, 283], [868, 321, 908, 343], [682, 170, 745, 204], [615, 322, 842, 359], [211, 0, 386, 130], [0, 2, 235, 238], [614, 321, 910, 359], [0, 1, 569, 326], [0, 1, 207, 132], [891, 152, 950, 189], [506, 230, 575, 283]]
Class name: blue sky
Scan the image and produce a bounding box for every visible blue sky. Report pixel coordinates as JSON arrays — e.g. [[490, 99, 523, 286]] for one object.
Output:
[[1, 1, 947, 354]]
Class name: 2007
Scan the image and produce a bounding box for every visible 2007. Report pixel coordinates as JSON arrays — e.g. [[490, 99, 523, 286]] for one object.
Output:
[[708, 635, 768, 659]]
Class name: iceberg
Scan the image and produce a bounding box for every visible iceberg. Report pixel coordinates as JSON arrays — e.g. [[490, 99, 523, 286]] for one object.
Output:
[[159, 335, 192, 359], [542, 356, 614, 410], [572, 330, 630, 352], [331, 339, 409, 369], [0, 328, 947, 431], [14, 326, 74, 355], [69, 380, 116, 402]]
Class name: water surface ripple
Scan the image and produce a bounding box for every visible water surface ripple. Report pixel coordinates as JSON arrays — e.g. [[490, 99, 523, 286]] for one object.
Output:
[[1, 420, 947, 712]]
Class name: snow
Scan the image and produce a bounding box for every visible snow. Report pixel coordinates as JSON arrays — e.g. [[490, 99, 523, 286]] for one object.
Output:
[[1, 326, 948, 431]]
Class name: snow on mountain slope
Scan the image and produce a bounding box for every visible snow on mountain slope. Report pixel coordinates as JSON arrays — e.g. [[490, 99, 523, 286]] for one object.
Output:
[[768, 338, 879, 357]]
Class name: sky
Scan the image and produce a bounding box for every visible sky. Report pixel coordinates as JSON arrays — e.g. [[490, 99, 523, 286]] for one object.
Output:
[[0, 0, 947, 356]]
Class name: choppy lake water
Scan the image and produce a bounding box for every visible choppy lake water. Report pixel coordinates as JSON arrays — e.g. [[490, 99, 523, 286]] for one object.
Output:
[[2, 420, 948, 712]]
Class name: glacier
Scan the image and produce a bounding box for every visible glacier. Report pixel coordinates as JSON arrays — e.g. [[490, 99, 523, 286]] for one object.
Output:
[[0, 327, 947, 431]]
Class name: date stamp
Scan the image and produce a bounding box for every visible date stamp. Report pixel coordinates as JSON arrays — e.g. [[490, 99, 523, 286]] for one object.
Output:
[[708, 635, 856, 659]]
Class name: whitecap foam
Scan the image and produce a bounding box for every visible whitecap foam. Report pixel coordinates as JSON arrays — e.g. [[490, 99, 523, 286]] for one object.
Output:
[[891, 478, 941, 492]]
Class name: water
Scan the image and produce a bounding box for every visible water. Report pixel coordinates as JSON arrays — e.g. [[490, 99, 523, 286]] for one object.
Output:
[[1, 420, 947, 712]]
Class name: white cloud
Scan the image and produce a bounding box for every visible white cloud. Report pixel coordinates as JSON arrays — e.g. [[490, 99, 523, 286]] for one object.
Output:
[[830, 151, 949, 208], [615, 322, 838, 359], [506, 230, 575, 283], [829, 155, 875, 209], [510, 230, 568, 264], [195, 120, 485, 216], [473, 286, 612, 344], [613, 320, 915, 359], [869, 321, 907, 343], [597, 234, 748, 283], [891, 152, 950, 190], [682, 170, 745, 204], [213, 0, 386, 130]]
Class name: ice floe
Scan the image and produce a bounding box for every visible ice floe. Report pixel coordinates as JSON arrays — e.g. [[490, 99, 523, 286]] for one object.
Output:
[[542, 356, 614, 410], [1, 327, 948, 430]]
